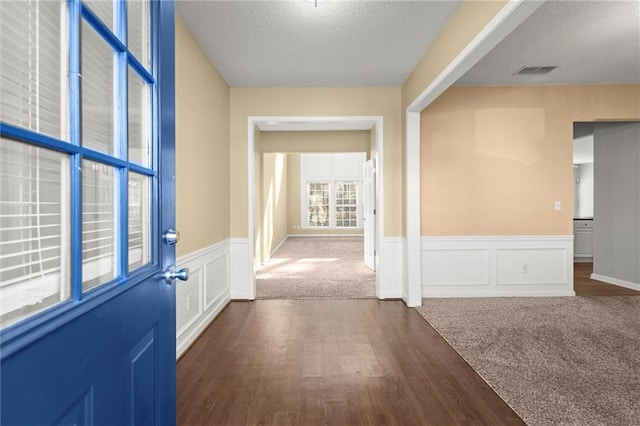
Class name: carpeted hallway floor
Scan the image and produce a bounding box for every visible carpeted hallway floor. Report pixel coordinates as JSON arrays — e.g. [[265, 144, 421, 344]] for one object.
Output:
[[256, 236, 376, 299]]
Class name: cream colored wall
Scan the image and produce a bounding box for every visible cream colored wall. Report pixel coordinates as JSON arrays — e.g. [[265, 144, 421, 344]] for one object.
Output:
[[286, 153, 364, 236], [175, 16, 230, 257], [260, 153, 288, 261], [261, 131, 370, 153], [421, 84, 640, 236], [230, 88, 402, 238]]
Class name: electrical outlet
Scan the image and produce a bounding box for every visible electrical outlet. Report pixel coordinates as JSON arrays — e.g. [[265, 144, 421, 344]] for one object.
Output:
[[187, 293, 193, 311], [554, 201, 561, 211]]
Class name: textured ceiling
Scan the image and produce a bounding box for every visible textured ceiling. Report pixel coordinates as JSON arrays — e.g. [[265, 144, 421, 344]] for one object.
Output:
[[456, 1, 640, 86], [176, 0, 462, 87]]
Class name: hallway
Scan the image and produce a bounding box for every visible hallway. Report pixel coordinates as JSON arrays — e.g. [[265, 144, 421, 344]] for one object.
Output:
[[256, 237, 376, 299], [176, 299, 522, 425]]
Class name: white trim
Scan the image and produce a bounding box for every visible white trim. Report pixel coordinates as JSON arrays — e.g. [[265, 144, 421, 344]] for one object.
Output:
[[229, 238, 253, 299], [590, 274, 640, 292], [286, 234, 364, 238], [247, 116, 385, 300], [176, 240, 231, 359], [421, 235, 575, 298], [380, 237, 405, 299], [404, 0, 547, 306], [404, 112, 421, 307]]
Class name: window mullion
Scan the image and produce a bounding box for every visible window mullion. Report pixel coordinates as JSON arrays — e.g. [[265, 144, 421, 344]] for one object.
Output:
[[69, 0, 82, 300], [330, 181, 335, 228], [116, 49, 128, 277]]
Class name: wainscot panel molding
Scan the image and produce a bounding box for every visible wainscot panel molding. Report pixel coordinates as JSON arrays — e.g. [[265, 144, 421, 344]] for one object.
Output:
[[590, 274, 640, 292], [176, 239, 231, 359], [229, 238, 253, 299], [380, 237, 405, 299], [421, 236, 575, 298]]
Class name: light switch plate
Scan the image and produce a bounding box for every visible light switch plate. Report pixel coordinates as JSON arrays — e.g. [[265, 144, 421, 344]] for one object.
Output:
[[554, 201, 561, 211]]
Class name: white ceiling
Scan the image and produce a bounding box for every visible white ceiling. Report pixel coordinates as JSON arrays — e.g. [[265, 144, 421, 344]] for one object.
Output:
[[176, 0, 463, 87], [456, 0, 640, 86]]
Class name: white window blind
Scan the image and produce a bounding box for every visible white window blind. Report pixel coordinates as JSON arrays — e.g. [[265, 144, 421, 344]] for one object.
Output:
[[0, 138, 70, 327], [0, 0, 67, 140], [81, 20, 115, 155]]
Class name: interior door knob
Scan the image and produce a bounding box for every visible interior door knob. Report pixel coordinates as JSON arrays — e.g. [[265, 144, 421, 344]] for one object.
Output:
[[163, 229, 180, 245], [163, 266, 189, 285]]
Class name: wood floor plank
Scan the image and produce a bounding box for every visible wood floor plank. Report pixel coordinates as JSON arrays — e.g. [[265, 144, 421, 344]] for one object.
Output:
[[177, 299, 524, 425]]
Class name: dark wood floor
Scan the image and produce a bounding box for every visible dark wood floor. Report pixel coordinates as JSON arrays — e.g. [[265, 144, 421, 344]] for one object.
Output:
[[574, 263, 640, 296], [177, 299, 523, 425]]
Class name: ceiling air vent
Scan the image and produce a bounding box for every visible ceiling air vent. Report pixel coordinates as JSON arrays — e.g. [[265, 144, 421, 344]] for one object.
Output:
[[513, 66, 558, 75]]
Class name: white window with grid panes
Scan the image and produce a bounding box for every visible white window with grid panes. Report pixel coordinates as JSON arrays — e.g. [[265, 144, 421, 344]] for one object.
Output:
[[335, 181, 358, 228], [300, 153, 364, 229]]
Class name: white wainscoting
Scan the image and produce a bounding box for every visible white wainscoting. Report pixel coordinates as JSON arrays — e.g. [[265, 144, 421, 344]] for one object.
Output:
[[176, 240, 231, 358], [421, 236, 575, 298], [379, 237, 404, 299]]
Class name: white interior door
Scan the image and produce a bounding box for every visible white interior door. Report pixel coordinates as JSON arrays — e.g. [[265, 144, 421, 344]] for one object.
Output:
[[363, 159, 376, 271]]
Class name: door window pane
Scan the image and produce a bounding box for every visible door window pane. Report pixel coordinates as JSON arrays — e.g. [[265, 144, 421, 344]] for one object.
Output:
[[128, 68, 150, 166], [81, 20, 115, 155], [0, 138, 70, 327], [82, 160, 116, 291], [128, 172, 150, 270], [127, 0, 149, 68], [0, 0, 67, 140]]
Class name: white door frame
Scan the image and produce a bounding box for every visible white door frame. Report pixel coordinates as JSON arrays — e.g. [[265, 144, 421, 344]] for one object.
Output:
[[403, 0, 545, 307], [247, 116, 385, 300]]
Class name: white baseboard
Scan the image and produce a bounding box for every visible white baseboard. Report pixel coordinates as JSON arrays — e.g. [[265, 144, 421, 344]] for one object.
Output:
[[176, 239, 231, 359], [421, 236, 575, 298], [379, 237, 404, 299], [590, 274, 640, 292], [574, 256, 593, 263]]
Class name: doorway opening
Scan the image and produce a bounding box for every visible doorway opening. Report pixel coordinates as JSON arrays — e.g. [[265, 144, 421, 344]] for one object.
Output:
[[247, 117, 384, 300], [254, 150, 375, 299], [572, 121, 640, 296]]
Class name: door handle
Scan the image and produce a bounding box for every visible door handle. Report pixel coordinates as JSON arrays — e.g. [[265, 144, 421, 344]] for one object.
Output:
[[163, 266, 190, 285]]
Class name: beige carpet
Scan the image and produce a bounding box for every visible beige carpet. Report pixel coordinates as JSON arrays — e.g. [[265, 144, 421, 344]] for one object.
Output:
[[415, 297, 640, 426], [256, 237, 376, 299]]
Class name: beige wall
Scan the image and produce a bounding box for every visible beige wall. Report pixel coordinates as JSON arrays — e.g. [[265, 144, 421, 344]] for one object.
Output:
[[259, 153, 288, 262], [175, 16, 230, 257], [230, 88, 402, 238], [286, 154, 364, 236], [421, 84, 640, 236], [261, 131, 370, 153]]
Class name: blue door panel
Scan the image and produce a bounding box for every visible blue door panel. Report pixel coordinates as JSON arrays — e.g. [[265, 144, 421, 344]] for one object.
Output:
[[1, 277, 174, 426], [54, 389, 94, 426]]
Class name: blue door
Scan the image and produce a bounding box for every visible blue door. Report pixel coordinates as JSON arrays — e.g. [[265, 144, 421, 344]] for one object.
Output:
[[0, 0, 179, 424]]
